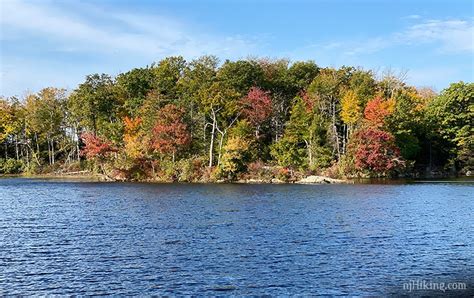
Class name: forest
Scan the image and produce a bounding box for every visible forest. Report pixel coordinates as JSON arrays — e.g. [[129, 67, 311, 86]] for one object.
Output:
[[0, 56, 472, 181]]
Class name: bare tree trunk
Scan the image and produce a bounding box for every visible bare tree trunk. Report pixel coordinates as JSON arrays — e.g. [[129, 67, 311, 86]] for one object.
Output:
[[32, 135, 41, 166], [92, 115, 97, 135], [47, 137, 51, 165], [4, 142, 7, 159], [208, 111, 216, 167], [15, 135, 19, 160], [76, 141, 80, 161], [76, 126, 81, 162], [26, 144, 30, 169], [216, 112, 240, 166], [275, 118, 280, 142], [35, 133, 40, 156], [304, 139, 312, 167], [51, 138, 55, 165], [217, 131, 224, 166], [332, 101, 341, 159], [342, 124, 346, 155]]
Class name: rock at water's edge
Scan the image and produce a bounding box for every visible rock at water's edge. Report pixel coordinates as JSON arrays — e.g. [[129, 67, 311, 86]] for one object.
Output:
[[297, 175, 349, 184]]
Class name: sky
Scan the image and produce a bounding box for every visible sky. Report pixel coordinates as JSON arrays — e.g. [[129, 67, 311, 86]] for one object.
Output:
[[0, 0, 473, 97]]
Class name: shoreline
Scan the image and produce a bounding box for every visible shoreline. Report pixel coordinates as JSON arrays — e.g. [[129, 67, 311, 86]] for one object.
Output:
[[0, 173, 350, 184], [2, 173, 472, 185]]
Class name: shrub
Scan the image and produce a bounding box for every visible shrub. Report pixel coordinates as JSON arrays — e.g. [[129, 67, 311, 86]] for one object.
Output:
[[274, 167, 291, 182], [176, 158, 194, 182], [0, 158, 25, 174], [156, 159, 176, 182], [245, 161, 273, 181]]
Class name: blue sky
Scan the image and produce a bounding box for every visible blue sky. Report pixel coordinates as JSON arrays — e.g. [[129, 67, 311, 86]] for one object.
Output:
[[1, 0, 473, 97]]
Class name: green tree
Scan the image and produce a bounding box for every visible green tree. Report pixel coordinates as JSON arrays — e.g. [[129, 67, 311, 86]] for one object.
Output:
[[69, 74, 123, 144], [152, 56, 186, 100], [180, 56, 219, 158], [287, 60, 320, 92], [0, 99, 15, 159], [25, 88, 66, 165], [307, 67, 351, 158], [257, 58, 293, 143], [115, 67, 156, 116], [217, 59, 264, 96], [386, 88, 429, 161], [427, 82, 473, 172], [271, 97, 331, 169]]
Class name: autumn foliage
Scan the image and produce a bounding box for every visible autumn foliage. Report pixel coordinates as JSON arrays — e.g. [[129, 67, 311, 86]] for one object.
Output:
[[123, 116, 147, 160], [341, 90, 361, 125], [301, 91, 315, 112], [241, 87, 272, 130], [349, 127, 404, 175], [2, 55, 470, 180], [124, 116, 142, 137], [151, 104, 191, 158], [364, 96, 394, 127], [80, 132, 116, 159]]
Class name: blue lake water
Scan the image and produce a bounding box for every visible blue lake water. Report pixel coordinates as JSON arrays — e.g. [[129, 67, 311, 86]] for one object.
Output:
[[0, 178, 473, 295]]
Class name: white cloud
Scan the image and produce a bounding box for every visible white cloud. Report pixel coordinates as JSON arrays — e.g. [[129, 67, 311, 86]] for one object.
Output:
[[297, 17, 474, 58], [0, 0, 257, 58], [0, 0, 261, 96], [400, 19, 474, 53], [283, 17, 473, 90], [404, 14, 422, 20], [1, 1, 472, 96]]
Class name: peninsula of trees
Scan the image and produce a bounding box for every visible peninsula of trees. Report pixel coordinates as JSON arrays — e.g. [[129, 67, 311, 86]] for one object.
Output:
[[0, 56, 472, 182]]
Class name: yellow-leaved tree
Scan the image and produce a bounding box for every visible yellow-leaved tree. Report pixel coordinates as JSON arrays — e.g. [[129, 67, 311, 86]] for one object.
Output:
[[340, 90, 362, 129]]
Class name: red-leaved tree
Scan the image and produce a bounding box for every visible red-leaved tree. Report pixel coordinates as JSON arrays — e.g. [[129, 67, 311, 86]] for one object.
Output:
[[151, 104, 191, 162], [80, 132, 116, 160], [349, 127, 404, 176], [241, 87, 272, 137]]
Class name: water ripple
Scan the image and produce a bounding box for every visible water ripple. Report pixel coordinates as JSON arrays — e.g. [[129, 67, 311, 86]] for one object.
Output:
[[0, 178, 473, 295]]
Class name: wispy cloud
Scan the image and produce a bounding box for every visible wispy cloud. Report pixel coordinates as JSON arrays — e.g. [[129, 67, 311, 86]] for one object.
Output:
[[0, 0, 258, 58], [404, 14, 422, 20], [1, 1, 472, 96], [0, 0, 261, 96], [298, 17, 474, 58], [399, 19, 474, 53], [284, 17, 473, 89]]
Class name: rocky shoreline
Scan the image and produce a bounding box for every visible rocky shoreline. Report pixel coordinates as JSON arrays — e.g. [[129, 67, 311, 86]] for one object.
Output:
[[2, 172, 352, 184]]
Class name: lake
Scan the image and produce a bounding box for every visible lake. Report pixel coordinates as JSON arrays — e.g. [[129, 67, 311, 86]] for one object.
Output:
[[0, 178, 473, 295]]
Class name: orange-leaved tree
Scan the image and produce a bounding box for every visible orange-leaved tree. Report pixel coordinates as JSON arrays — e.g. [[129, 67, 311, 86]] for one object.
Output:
[[123, 116, 148, 160], [364, 96, 395, 127]]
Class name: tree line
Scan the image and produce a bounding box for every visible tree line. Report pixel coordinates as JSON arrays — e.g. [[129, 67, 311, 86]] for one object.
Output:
[[0, 56, 472, 181]]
